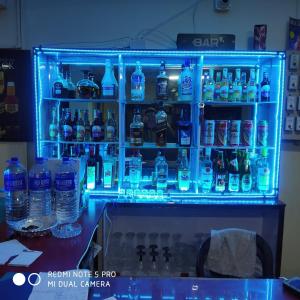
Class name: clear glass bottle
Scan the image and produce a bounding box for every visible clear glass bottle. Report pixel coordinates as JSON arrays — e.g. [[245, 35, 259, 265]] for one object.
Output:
[[241, 150, 252, 192], [241, 72, 248, 102], [49, 106, 58, 140], [260, 72, 270, 102], [247, 68, 257, 102], [228, 151, 240, 192], [155, 154, 168, 191], [256, 148, 270, 193], [200, 147, 213, 193], [155, 102, 168, 146], [228, 72, 234, 102], [129, 150, 143, 189], [103, 148, 114, 189], [215, 151, 227, 192], [65, 67, 76, 98], [232, 68, 242, 102], [203, 68, 215, 102], [177, 149, 190, 192], [178, 59, 194, 101], [102, 59, 118, 99], [105, 110, 117, 141], [131, 61, 145, 101], [156, 60, 169, 100], [86, 146, 96, 190], [220, 68, 229, 101], [130, 107, 144, 146]]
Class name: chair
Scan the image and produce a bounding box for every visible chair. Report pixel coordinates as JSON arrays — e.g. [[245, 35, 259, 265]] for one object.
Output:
[[196, 232, 274, 278]]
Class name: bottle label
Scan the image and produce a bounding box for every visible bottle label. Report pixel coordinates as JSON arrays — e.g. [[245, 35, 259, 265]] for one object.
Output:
[[87, 166, 96, 190], [157, 79, 168, 97], [229, 173, 239, 192], [49, 124, 58, 139], [257, 167, 270, 191], [181, 75, 193, 96], [106, 125, 115, 140], [63, 125, 73, 138], [204, 85, 214, 101], [4, 173, 26, 191], [131, 75, 144, 99], [92, 125, 102, 138], [29, 175, 51, 191], [215, 174, 226, 192], [178, 170, 190, 181], [261, 85, 270, 99], [242, 174, 252, 192], [130, 128, 143, 145], [201, 167, 213, 190], [53, 82, 63, 96], [232, 86, 242, 101], [102, 85, 114, 97], [179, 129, 191, 146], [103, 162, 113, 188], [247, 84, 257, 101], [55, 173, 75, 191], [76, 125, 85, 141], [220, 85, 228, 99]]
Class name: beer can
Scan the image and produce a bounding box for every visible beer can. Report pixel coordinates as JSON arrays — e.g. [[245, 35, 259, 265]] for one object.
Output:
[[215, 120, 228, 146], [257, 120, 268, 146], [203, 120, 215, 145], [241, 120, 254, 146], [229, 120, 241, 146]]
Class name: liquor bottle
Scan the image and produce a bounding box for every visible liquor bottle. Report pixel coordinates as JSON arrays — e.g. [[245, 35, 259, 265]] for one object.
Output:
[[260, 72, 270, 102], [62, 108, 73, 141], [177, 64, 184, 100], [102, 59, 118, 99], [228, 151, 240, 192], [130, 107, 144, 146], [86, 146, 96, 190], [178, 59, 193, 101], [103, 147, 114, 189], [241, 150, 252, 192], [241, 72, 248, 102], [59, 108, 66, 140], [84, 109, 91, 141], [155, 102, 168, 146], [49, 107, 58, 140], [203, 68, 215, 102], [220, 68, 229, 101], [156, 60, 169, 100], [155, 153, 168, 191], [91, 109, 104, 142], [256, 148, 270, 192], [105, 110, 117, 141], [247, 68, 257, 102], [89, 73, 100, 98], [200, 147, 213, 193], [95, 145, 103, 186], [215, 151, 227, 192], [214, 71, 222, 101], [131, 61, 145, 101], [76, 109, 85, 142], [65, 68, 76, 98], [72, 109, 79, 141], [177, 108, 192, 147], [52, 64, 68, 98], [77, 70, 98, 99], [177, 149, 190, 192], [4, 82, 19, 114], [232, 68, 242, 102], [129, 150, 143, 189], [202, 71, 209, 99], [228, 72, 234, 102]]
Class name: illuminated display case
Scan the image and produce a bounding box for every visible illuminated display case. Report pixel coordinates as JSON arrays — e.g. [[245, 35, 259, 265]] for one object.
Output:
[[33, 48, 285, 204]]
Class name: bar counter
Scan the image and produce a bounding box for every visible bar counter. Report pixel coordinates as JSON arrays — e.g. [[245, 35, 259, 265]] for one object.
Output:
[[0, 200, 106, 277]]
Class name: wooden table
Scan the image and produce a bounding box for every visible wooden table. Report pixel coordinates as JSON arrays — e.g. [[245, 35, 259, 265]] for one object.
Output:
[[0, 277, 298, 300], [0, 200, 106, 277]]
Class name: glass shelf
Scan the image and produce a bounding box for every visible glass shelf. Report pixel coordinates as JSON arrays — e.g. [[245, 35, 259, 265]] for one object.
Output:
[[44, 97, 118, 104], [124, 142, 193, 149], [202, 101, 277, 106], [41, 139, 119, 145], [199, 145, 275, 150], [126, 99, 193, 105]]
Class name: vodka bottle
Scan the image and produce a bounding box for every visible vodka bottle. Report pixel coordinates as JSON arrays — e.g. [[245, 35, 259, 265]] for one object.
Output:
[[203, 68, 215, 102], [3, 157, 28, 228], [28, 157, 52, 217], [247, 68, 257, 102], [256, 148, 270, 192], [200, 147, 213, 193], [155, 154, 168, 191], [86, 146, 96, 190], [178, 59, 194, 101], [103, 149, 114, 189], [129, 150, 143, 189], [220, 68, 229, 101], [177, 149, 190, 192], [131, 61, 145, 101], [101, 59, 117, 98], [228, 151, 240, 192], [232, 68, 242, 102], [53, 157, 81, 238]]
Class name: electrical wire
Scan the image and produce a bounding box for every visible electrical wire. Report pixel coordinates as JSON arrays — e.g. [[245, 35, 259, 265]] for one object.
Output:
[[137, 28, 176, 44], [104, 208, 112, 258]]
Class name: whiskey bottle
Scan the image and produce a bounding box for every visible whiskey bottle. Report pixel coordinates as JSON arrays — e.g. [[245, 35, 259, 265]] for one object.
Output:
[[84, 109, 91, 141], [177, 108, 192, 147], [105, 110, 117, 141], [52, 64, 68, 98], [155, 102, 168, 146], [62, 108, 73, 141], [76, 109, 85, 142], [156, 60, 169, 100], [130, 107, 144, 146], [91, 109, 104, 142]]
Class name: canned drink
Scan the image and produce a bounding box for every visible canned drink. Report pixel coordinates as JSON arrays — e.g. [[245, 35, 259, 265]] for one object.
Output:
[[229, 120, 241, 146], [257, 120, 268, 146], [241, 120, 254, 146], [215, 120, 228, 146], [204, 120, 215, 145]]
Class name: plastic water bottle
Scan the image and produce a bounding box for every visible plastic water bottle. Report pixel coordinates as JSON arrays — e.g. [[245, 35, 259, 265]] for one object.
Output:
[[28, 157, 52, 217], [3, 157, 28, 229], [52, 157, 81, 238]]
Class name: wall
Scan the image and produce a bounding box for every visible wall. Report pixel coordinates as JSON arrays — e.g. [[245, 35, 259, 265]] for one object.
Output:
[[0, 0, 300, 276]]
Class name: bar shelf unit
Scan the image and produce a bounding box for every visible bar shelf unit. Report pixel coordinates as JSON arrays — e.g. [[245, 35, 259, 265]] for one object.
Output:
[[34, 48, 285, 203]]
